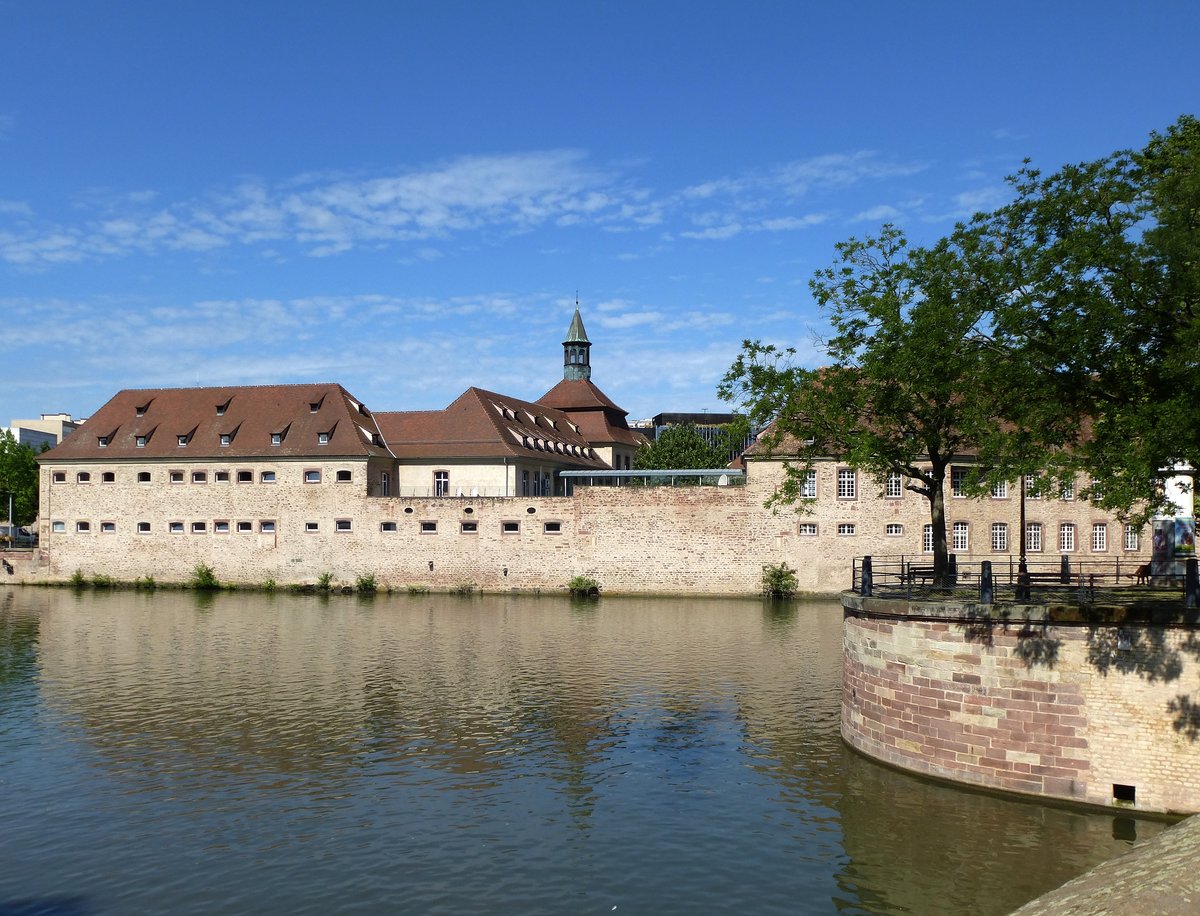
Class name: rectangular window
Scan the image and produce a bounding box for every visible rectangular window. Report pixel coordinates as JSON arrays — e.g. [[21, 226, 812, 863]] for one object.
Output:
[[380, 521, 398, 532], [1092, 523, 1108, 552], [52, 472, 66, 484], [991, 480, 1008, 499], [886, 523, 904, 536], [137, 521, 151, 534], [1059, 523, 1076, 552], [461, 521, 478, 534], [138, 471, 151, 483], [1025, 476, 1042, 500], [237, 470, 252, 483], [97, 436, 108, 448], [1027, 522, 1043, 552], [798, 522, 818, 536], [100, 521, 116, 534], [169, 521, 184, 534], [76, 521, 91, 533], [215, 471, 230, 483], [260, 471, 276, 483], [237, 521, 253, 533], [101, 472, 115, 483], [220, 433, 231, 447], [1060, 479, 1075, 500], [951, 467, 968, 498], [335, 519, 352, 532], [544, 521, 562, 534], [191, 521, 206, 534], [52, 520, 66, 532], [380, 471, 389, 496], [214, 521, 230, 534], [800, 469, 817, 499], [837, 523, 856, 536], [169, 471, 183, 484], [991, 522, 1008, 552], [304, 469, 322, 484], [305, 521, 319, 533], [136, 435, 147, 448], [420, 521, 437, 534], [1089, 479, 1105, 504], [885, 472, 903, 499], [260, 521, 276, 534], [270, 433, 283, 446], [77, 472, 91, 483], [318, 432, 330, 445], [952, 521, 969, 552], [501, 521, 519, 534], [337, 470, 352, 483], [434, 471, 449, 497], [923, 524, 934, 553], [192, 471, 207, 484], [837, 469, 856, 499], [177, 434, 189, 447], [1124, 524, 1140, 551]]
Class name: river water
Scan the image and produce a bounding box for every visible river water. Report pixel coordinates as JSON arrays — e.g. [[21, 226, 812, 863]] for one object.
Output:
[[0, 587, 1165, 914]]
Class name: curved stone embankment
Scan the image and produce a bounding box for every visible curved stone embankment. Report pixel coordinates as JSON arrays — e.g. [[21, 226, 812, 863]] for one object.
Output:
[[842, 593, 1200, 815], [1011, 813, 1200, 915]]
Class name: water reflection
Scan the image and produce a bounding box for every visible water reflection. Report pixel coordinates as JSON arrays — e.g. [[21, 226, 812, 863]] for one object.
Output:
[[0, 587, 1167, 915]]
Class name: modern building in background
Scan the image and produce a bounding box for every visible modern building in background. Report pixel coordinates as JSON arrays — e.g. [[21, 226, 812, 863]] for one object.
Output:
[[4, 413, 85, 451]]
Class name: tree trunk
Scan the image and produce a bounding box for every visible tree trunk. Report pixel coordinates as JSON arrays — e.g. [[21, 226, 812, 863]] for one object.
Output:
[[928, 463, 950, 587]]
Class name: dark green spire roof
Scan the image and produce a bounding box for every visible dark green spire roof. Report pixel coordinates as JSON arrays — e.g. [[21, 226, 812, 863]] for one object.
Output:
[[564, 308, 590, 344]]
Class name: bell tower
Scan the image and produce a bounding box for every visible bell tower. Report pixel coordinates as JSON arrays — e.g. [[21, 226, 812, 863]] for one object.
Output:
[[562, 306, 591, 382]]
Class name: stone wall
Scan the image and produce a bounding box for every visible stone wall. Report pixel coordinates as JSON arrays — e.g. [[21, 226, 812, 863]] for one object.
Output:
[[842, 594, 1200, 814]]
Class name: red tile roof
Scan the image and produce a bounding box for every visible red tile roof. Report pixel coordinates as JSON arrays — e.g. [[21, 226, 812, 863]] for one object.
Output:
[[375, 388, 611, 468], [537, 379, 644, 448], [39, 384, 393, 461]]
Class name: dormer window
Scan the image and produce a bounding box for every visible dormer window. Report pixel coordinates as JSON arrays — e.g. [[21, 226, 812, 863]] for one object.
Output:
[[270, 432, 283, 446], [177, 434, 189, 447], [216, 398, 231, 416], [318, 432, 330, 445], [136, 435, 147, 448], [310, 402, 321, 413], [135, 404, 148, 417], [220, 433, 232, 447], [97, 436, 108, 447]]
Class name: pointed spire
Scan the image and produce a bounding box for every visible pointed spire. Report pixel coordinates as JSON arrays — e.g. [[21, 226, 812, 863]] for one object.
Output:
[[563, 306, 592, 381]]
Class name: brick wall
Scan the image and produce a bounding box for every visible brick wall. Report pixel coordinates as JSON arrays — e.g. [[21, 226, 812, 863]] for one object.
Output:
[[842, 594, 1200, 814]]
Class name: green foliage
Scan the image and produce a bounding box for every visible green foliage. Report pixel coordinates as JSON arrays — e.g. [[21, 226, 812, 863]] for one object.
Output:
[[356, 573, 377, 594], [452, 583, 476, 595], [91, 574, 115, 588], [634, 424, 731, 472], [762, 562, 797, 598], [190, 563, 219, 590], [263, 578, 277, 593], [69, 569, 85, 588], [406, 585, 429, 595], [136, 575, 156, 590], [0, 431, 40, 527], [317, 572, 334, 591], [567, 574, 600, 597]]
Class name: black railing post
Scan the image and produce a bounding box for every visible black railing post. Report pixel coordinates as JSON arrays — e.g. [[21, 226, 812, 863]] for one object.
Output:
[[1059, 553, 1071, 584], [861, 556, 873, 597], [1017, 556, 1030, 603], [980, 560, 993, 605], [948, 553, 958, 588], [1186, 558, 1198, 609]]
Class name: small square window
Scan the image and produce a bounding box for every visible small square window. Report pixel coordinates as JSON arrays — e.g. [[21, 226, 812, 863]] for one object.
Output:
[[214, 521, 230, 534], [136, 435, 147, 448], [216, 399, 230, 416], [543, 521, 562, 534], [336, 470, 352, 483], [335, 519, 352, 532], [270, 432, 283, 446], [304, 470, 322, 484], [305, 521, 320, 533], [100, 521, 116, 533], [260, 471, 276, 483], [97, 436, 108, 447], [501, 521, 519, 534], [237, 521, 253, 533], [177, 434, 189, 447], [101, 472, 115, 483], [138, 471, 151, 483], [380, 521, 397, 532], [136, 404, 148, 417], [260, 520, 276, 534], [169, 521, 184, 534], [886, 523, 904, 536], [214, 471, 230, 483], [461, 521, 478, 534], [170, 471, 184, 483], [237, 470, 252, 483], [51, 520, 65, 532], [220, 433, 231, 447], [192, 471, 207, 484], [77, 472, 91, 483], [137, 521, 151, 534], [798, 522, 818, 536], [52, 472, 66, 483], [192, 521, 206, 534], [420, 521, 437, 534], [318, 432, 330, 445], [76, 521, 91, 533], [837, 523, 856, 536], [310, 402, 321, 413]]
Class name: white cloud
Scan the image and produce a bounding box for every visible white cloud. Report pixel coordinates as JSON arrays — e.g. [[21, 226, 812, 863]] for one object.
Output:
[[852, 204, 900, 222]]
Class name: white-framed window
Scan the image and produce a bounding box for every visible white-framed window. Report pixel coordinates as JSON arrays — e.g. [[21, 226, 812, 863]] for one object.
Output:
[[798, 522, 818, 536], [885, 472, 903, 499], [434, 470, 450, 497], [420, 521, 437, 534], [214, 521, 230, 534], [991, 480, 1008, 499], [219, 433, 231, 447], [837, 523, 856, 536], [137, 521, 151, 534], [1060, 479, 1075, 500], [260, 520, 276, 534], [305, 521, 319, 533], [169, 471, 183, 483], [800, 469, 817, 499], [215, 471, 230, 483], [304, 469, 322, 484], [951, 467, 968, 498], [260, 471, 276, 483], [169, 521, 184, 534], [923, 524, 934, 553], [192, 471, 207, 484], [1089, 479, 1105, 504], [177, 434, 189, 447], [136, 435, 147, 448], [1059, 523, 1076, 552], [1092, 523, 1107, 552], [952, 521, 969, 552], [380, 471, 389, 495], [380, 521, 397, 532], [837, 469, 856, 499], [97, 436, 108, 448], [191, 521, 206, 534], [318, 432, 330, 445], [237, 470, 252, 483], [1025, 476, 1041, 499], [138, 471, 151, 483], [100, 521, 116, 534], [544, 521, 562, 534], [1027, 522, 1043, 552], [52, 520, 66, 532], [337, 469, 353, 483], [886, 523, 904, 536], [461, 521, 478, 534], [77, 472, 91, 483], [76, 521, 91, 533], [236, 521, 253, 533], [1124, 524, 1141, 551], [335, 519, 352, 532], [101, 472, 115, 483], [501, 521, 519, 534], [270, 432, 283, 446], [991, 522, 1008, 552], [52, 472, 66, 483]]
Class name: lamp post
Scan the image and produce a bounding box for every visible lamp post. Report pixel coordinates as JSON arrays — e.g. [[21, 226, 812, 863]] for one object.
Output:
[[1017, 474, 1029, 601]]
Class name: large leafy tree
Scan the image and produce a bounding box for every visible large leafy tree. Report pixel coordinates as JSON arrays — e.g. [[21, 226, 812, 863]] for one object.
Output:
[[0, 431, 40, 528], [977, 115, 1200, 521], [634, 423, 731, 471], [720, 226, 1005, 582]]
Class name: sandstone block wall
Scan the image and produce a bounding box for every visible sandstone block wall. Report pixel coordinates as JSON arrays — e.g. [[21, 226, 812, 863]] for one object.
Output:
[[842, 595, 1200, 814]]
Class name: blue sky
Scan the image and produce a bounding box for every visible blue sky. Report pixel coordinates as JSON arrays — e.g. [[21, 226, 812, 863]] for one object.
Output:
[[2, 1, 1196, 426]]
